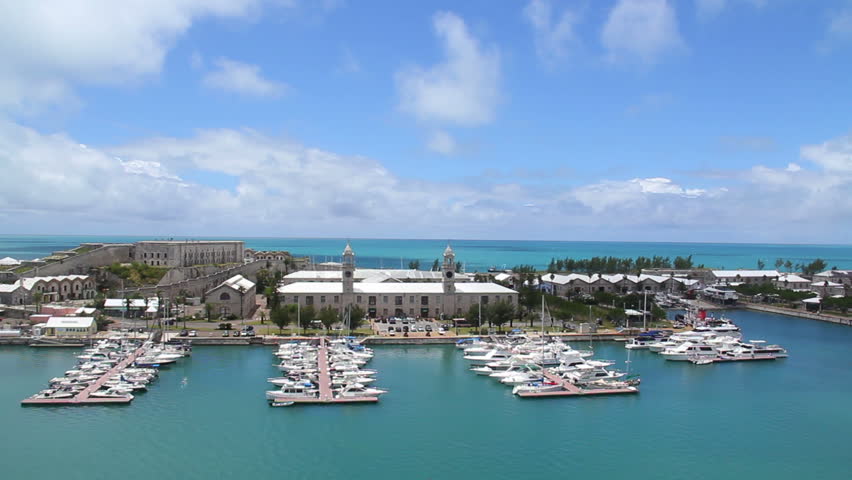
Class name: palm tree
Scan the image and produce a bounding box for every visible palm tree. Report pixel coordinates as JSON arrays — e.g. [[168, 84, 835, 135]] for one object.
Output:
[[33, 291, 43, 313]]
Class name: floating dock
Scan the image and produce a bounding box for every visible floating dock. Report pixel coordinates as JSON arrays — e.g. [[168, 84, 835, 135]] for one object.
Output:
[[276, 338, 378, 405], [21, 345, 146, 406], [515, 370, 638, 398]]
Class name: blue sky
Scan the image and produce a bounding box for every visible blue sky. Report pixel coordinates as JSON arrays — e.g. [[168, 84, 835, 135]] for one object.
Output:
[[1, 0, 851, 242]]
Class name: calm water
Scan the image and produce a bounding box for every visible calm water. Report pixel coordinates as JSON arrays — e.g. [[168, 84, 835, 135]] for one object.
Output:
[[2, 234, 852, 271], [1, 310, 850, 479]]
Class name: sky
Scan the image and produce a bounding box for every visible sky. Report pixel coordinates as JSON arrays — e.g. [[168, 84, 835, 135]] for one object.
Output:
[[0, 0, 850, 243]]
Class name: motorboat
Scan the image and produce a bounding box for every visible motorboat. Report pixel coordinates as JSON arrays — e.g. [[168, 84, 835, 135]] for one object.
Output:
[[89, 387, 134, 400], [562, 365, 626, 385], [334, 383, 387, 398], [265, 383, 319, 401], [718, 340, 787, 360], [660, 342, 719, 361], [512, 380, 563, 395], [463, 348, 513, 363]]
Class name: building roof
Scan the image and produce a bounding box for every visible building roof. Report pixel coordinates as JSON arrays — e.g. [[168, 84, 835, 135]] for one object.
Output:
[[0, 256, 21, 266], [776, 274, 810, 283], [216, 274, 255, 292], [45, 317, 95, 328], [278, 282, 516, 295], [19, 275, 90, 291], [342, 242, 354, 256], [104, 298, 159, 308], [284, 268, 471, 282], [815, 269, 852, 277], [712, 270, 780, 278], [811, 280, 843, 287], [494, 273, 512, 282]]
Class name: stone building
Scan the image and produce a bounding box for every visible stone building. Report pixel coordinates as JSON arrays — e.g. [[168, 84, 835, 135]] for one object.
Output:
[[0, 275, 96, 305], [278, 243, 517, 318], [204, 274, 257, 319], [134, 240, 244, 268]]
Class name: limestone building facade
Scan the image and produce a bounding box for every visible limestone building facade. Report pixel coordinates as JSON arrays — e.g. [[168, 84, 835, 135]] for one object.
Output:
[[134, 241, 244, 268]]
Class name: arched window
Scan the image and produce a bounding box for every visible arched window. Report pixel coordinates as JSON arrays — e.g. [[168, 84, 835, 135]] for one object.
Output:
[[219, 292, 231, 301]]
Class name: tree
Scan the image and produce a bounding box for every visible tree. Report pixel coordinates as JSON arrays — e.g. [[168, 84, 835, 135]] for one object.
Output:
[[204, 302, 214, 322], [408, 260, 420, 270], [774, 258, 784, 270], [264, 286, 279, 309], [464, 304, 481, 329], [347, 305, 366, 333], [318, 306, 338, 332], [299, 305, 316, 334], [270, 305, 291, 334], [803, 259, 827, 276], [33, 291, 43, 313], [487, 301, 514, 331], [784, 260, 793, 272], [431, 259, 440, 271], [757, 259, 766, 270]]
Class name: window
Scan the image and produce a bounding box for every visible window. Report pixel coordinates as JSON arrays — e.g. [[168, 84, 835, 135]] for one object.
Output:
[[356, 295, 362, 303], [480, 295, 489, 305], [368, 296, 376, 306], [219, 292, 231, 301], [409, 296, 414, 303], [320, 296, 326, 303], [156, 253, 160, 258], [383, 296, 388, 303], [293, 296, 298, 303], [395, 296, 403, 306], [409, 308, 414, 314], [334, 296, 339, 303], [306, 296, 314, 305], [421, 296, 429, 305]]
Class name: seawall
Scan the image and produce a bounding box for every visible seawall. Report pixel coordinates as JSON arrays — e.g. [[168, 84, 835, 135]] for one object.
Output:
[[741, 303, 851, 326]]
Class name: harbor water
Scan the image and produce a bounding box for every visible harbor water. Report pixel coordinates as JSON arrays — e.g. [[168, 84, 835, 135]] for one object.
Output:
[[1, 309, 850, 479], [2, 234, 852, 271]]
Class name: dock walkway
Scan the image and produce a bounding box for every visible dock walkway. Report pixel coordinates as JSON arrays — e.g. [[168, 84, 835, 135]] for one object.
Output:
[[516, 369, 638, 398]]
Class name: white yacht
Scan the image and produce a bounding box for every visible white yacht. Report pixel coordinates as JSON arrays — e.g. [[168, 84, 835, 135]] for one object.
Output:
[[660, 342, 719, 361], [334, 383, 387, 398], [265, 383, 319, 401], [512, 380, 563, 395], [463, 348, 513, 363], [89, 387, 134, 400], [718, 340, 787, 360]]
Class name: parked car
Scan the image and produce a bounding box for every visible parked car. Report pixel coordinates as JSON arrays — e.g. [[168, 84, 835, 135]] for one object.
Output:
[[438, 327, 446, 335], [179, 329, 188, 337], [222, 331, 230, 337], [233, 331, 240, 337], [424, 325, 433, 332], [188, 330, 197, 337], [388, 329, 396, 336], [417, 326, 425, 332]]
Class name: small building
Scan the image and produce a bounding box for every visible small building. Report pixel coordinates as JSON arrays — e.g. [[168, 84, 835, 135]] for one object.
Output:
[[773, 274, 811, 290], [813, 269, 852, 287], [103, 298, 159, 318], [0, 256, 21, 267], [710, 270, 780, 285], [0, 274, 96, 305], [205, 274, 257, 319], [43, 317, 97, 337]]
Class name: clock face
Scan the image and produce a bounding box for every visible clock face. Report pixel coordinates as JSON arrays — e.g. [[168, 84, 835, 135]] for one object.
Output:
[[445, 271, 454, 279], [344, 271, 352, 278]]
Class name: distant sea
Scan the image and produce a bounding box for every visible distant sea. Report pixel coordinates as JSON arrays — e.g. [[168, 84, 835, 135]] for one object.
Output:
[[1, 234, 851, 272]]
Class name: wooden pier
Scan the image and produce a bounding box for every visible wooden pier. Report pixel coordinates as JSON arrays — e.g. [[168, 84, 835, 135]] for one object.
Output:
[[21, 345, 146, 406], [515, 369, 638, 398], [274, 338, 378, 405]]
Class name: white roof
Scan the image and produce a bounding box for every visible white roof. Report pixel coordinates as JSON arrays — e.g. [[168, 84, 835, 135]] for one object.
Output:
[[104, 298, 159, 308], [815, 269, 852, 277], [494, 273, 512, 282], [284, 269, 469, 282], [0, 256, 21, 266], [75, 307, 97, 315], [811, 280, 842, 287], [0, 284, 18, 293], [802, 297, 821, 304], [776, 274, 809, 283], [541, 273, 696, 286], [18, 275, 90, 291], [278, 282, 516, 295], [45, 317, 95, 328], [217, 274, 255, 292], [712, 270, 780, 278]]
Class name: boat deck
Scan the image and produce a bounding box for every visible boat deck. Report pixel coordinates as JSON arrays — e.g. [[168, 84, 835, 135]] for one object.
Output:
[[275, 338, 378, 405], [21, 345, 146, 406], [516, 370, 638, 398]]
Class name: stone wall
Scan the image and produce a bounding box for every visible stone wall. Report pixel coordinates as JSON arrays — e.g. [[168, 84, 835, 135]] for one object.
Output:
[[121, 259, 285, 298], [21, 244, 134, 278]]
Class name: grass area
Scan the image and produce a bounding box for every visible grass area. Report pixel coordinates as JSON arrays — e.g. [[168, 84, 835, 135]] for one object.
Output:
[[12, 265, 31, 274], [106, 262, 168, 286], [74, 245, 98, 254]]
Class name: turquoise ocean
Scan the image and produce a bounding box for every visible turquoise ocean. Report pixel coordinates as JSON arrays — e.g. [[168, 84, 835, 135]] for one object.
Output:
[[2, 234, 852, 271], [1, 310, 850, 479]]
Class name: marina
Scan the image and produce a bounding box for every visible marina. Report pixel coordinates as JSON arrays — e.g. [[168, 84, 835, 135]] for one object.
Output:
[[19, 334, 190, 406]]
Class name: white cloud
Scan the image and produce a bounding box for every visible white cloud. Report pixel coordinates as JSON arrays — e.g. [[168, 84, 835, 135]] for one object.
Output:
[[3, 120, 852, 242], [800, 132, 852, 172], [601, 0, 685, 64], [396, 11, 501, 126], [427, 130, 458, 155], [695, 0, 766, 19], [202, 58, 287, 98], [828, 6, 852, 39], [0, 0, 278, 112], [523, 0, 579, 65]]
